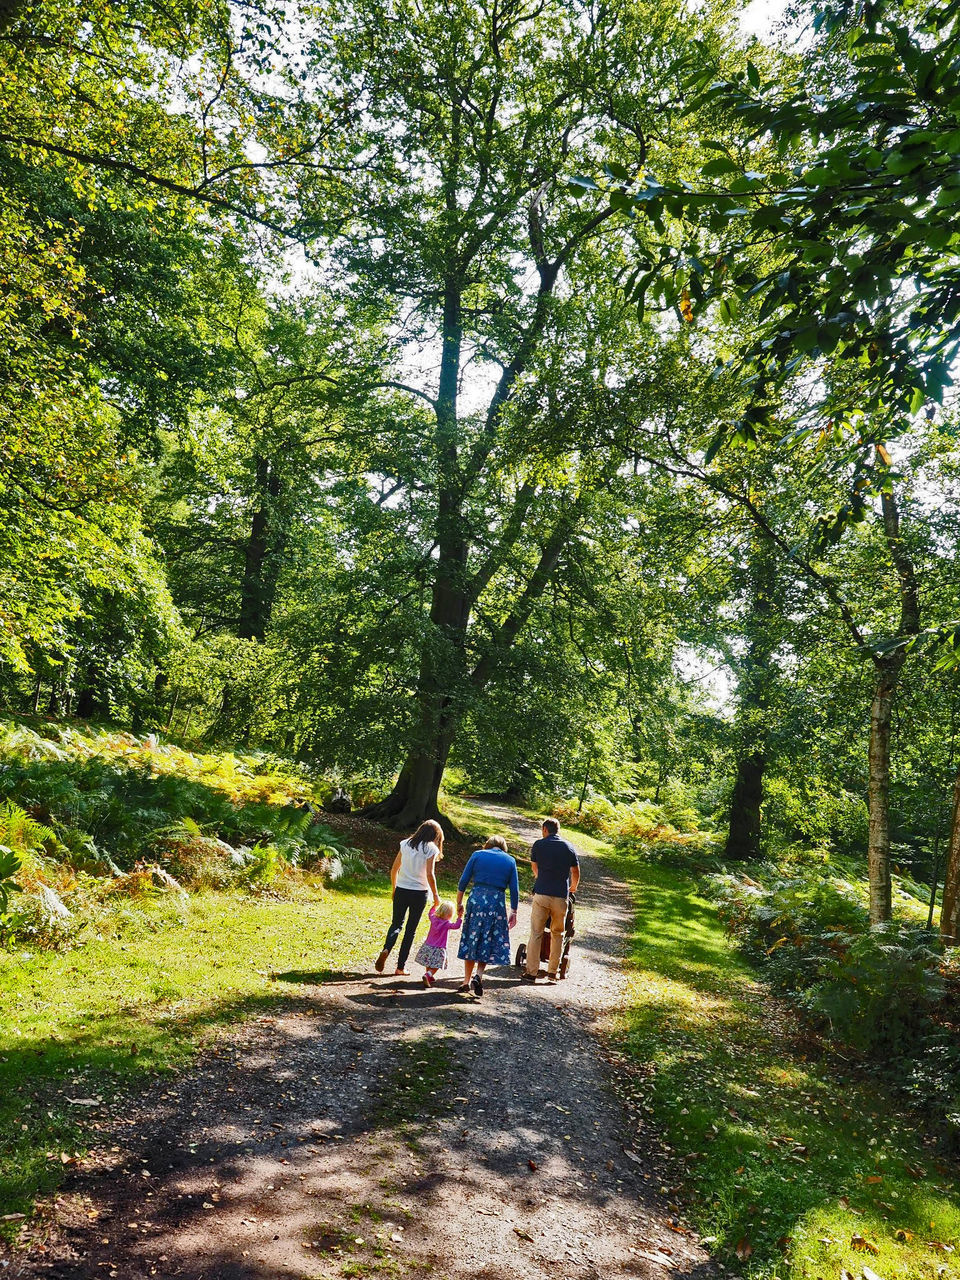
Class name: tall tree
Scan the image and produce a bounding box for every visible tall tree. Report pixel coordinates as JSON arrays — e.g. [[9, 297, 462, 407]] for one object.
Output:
[[293, 0, 706, 826]]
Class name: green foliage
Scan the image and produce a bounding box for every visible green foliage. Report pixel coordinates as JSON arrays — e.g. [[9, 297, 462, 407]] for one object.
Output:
[[807, 924, 944, 1057], [709, 867, 958, 1142], [0, 720, 366, 949], [0, 845, 22, 915]]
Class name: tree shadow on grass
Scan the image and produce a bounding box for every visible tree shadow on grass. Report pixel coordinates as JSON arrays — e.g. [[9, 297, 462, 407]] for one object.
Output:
[[270, 968, 371, 985], [0, 986, 318, 1225]]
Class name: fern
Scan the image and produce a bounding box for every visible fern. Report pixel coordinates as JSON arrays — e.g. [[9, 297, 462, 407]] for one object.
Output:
[[0, 844, 22, 915], [0, 800, 55, 853]]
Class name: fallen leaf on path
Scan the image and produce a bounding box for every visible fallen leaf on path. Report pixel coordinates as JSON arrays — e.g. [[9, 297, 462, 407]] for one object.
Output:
[[865, 1175, 883, 1184], [851, 1234, 880, 1255], [476, 1208, 499, 1216], [0, 1214, 26, 1222], [391, 1233, 403, 1243], [734, 1236, 753, 1261], [895, 1228, 914, 1242], [513, 1228, 534, 1243], [65, 1098, 100, 1107], [621, 1148, 643, 1165], [528, 1160, 538, 1171]]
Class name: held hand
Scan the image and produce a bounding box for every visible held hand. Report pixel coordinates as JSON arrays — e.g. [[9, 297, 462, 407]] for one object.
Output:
[[508, 910, 517, 930]]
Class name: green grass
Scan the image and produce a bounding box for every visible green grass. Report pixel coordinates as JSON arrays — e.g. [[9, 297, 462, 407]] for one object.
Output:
[[607, 853, 960, 1279], [0, 880, 393, 1228]]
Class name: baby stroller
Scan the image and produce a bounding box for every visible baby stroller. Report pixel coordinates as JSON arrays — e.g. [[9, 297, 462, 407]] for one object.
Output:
[[514, 893, 576, 979]]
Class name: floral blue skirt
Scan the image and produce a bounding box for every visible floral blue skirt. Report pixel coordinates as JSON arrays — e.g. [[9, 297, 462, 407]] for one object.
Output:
[[457, 885, 511, 965]]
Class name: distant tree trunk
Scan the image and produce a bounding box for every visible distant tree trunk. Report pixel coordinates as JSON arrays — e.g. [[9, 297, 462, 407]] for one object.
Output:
[[238, 455, 285, 642], [940, 765, 960, 946], [928, 711, 955, 930], [577, 753, 593, 813], [866, 656, 901, 923], [724, 536, 776, 861], [724, 751, 765, 860], [75, 684, 96, 720], [74, 662, 104, 720], [865, 484, 920, 925]]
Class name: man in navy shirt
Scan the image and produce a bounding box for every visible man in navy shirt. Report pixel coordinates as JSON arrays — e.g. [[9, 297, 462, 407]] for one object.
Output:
[[521, 818, 580, 984]]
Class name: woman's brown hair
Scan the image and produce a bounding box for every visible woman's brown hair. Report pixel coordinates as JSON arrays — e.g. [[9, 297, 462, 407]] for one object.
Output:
[[409, 819, 444, 858]]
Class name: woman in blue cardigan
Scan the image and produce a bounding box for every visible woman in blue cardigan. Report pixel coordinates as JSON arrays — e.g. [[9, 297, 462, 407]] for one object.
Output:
[[455, 835, 519, 998]]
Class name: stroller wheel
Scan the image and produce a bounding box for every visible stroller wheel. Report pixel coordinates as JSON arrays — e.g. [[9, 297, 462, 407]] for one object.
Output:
[[558, 954, 570, 980], [515, 943, 527, 970]]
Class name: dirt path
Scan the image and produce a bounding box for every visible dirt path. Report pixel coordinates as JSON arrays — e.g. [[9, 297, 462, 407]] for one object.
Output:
[[13, 804, 717, 1280]]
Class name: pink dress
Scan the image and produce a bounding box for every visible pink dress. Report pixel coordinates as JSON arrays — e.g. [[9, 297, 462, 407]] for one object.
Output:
[[413, 909, 462, 971]]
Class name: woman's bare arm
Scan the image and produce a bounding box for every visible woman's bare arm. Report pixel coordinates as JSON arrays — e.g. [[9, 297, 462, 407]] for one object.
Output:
[[426, 855, 440, 907], [390, 851, 401, 893]]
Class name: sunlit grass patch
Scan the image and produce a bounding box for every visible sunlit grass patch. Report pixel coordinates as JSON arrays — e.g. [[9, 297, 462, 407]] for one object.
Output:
[[606, 856, 960, 1279]]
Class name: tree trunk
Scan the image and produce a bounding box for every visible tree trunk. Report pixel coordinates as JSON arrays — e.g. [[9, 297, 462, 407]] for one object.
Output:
[[724, 751, 765, 860], [940, 764, 960, 946], [577, 753, 593, 813], [865, 482, 920, 925], [867, 656, 900, 925], [238, 456, 285, 642], [363, 739, 455, 832], [724, 534, 776, 861], [364, 501, 576, 831], [362, 275, 470, 831]]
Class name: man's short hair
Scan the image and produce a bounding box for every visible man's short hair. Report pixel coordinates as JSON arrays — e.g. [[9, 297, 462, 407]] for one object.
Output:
[[542, 818, 559, 835]]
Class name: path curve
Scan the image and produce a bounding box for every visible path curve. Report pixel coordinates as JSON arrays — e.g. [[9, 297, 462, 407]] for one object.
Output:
[[13, 804, 717, 1280]]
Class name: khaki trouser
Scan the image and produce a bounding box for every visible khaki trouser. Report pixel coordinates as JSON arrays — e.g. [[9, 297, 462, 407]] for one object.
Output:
[[525, 893, 568, 976]]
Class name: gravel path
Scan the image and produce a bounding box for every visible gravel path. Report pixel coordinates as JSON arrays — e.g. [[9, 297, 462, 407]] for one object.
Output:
[[12, 804, 717, 1280]]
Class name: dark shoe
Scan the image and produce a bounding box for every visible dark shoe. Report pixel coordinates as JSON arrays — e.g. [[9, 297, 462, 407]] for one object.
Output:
[[375, 949, 389, 973], [471, 975, 484, 998], [520, 973, 538, 984], [456, 983, 472, 996]]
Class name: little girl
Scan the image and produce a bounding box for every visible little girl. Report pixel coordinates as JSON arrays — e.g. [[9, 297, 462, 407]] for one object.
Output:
[[414, 900, 463, 987]]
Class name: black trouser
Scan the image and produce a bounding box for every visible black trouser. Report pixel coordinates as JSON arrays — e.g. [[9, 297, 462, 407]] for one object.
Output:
[[383, 887, 428, 968]]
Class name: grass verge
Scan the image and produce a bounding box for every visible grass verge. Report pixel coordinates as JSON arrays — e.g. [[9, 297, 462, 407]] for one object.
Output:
[[0, 879, 397, 1230], [606, 854, 960, 1280]]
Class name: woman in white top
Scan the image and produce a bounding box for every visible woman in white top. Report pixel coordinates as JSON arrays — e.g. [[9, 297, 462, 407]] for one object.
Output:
[[375, 819, 443, 975]]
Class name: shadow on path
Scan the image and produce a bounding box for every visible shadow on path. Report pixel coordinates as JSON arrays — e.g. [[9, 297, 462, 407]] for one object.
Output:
[[8, 803, 717, 1280]]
